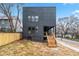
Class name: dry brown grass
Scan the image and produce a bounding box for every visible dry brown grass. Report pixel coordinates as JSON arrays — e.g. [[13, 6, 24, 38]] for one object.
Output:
[[0, 39, 79, 56]]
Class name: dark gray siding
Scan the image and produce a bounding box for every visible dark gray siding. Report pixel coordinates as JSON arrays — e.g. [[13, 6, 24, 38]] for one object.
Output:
[[23, 7, 56, 41]]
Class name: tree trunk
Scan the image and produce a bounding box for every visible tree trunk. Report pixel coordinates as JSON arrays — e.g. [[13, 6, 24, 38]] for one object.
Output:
[[71, 33, 74, 39], [8, 17, 14, 32], [14, 4, 19, 32]]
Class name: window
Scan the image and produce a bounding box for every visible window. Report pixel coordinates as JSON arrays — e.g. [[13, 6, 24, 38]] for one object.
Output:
[[28, 27, 35, 34], [35, 26, 38, 32], [28, 27, 31, 30], [28, 16, 31, 21], [2, 20, 5, 24], [28, 16, 39, 22], [32, 27, 35, 30], [28, 16, 31, 19], [28, 26, 39, 34], [32, 16, 35, 22], [35, 16, 39, 22], [0, 20, 10, 32]]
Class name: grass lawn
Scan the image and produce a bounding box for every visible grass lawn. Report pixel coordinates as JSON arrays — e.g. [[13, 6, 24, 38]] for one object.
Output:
[[0, 39, 79, 56], [68, 38, 79, 42]]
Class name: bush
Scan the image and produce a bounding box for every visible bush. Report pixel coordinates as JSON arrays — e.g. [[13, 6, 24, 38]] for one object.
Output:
[[65, 36, 70, 39], [75, 34, 79, 39]]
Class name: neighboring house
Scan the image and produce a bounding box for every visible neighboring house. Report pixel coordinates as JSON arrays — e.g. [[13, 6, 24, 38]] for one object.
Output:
[[0, 16, 22, 32], [23, 7, 56, 41], [0, 16, 10, 32]]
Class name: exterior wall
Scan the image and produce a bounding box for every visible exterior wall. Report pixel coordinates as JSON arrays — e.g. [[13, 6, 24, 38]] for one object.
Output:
[[0, 19, 10, 28], [0, 33, 21, 46], [23, 7, 56, 41]]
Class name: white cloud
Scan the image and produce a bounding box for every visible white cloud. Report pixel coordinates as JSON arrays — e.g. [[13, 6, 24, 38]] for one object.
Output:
[[72, 10, 79, 14], [63, 3, 75, 5], [72, 10, 79, 18]]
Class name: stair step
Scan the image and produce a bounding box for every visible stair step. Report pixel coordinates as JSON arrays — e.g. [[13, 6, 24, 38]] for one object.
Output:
[[47, 34, 57, 48]]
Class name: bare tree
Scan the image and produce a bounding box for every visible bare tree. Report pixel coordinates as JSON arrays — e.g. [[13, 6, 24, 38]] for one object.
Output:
[[57, 17, 69, 38], [14, 3, 23, 31], [0, 3, 14, 31], [0, 3, 23, 32], [57, 15, 79, 39]]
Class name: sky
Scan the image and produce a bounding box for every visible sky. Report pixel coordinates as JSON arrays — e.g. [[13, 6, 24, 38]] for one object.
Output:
[[1, 3, 79, 18], [1, 3, 79, 32], [25, 3, 79, 18]]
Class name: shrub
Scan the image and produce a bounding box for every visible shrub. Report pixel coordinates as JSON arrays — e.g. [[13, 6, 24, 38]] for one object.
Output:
[[75, 34, 79, 39]]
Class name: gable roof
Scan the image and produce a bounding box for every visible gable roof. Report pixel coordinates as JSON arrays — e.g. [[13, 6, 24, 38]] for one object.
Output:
[[0, 16, 17, 20]]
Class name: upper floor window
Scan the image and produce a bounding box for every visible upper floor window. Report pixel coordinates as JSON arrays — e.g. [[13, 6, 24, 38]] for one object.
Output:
[[28, 16, 31, 21], [28, 16, 39, 22], [35, 16, 39, 22]]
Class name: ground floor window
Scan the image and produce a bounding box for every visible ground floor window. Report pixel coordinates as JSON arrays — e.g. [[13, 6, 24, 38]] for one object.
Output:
[[28, 26, 38, 34]]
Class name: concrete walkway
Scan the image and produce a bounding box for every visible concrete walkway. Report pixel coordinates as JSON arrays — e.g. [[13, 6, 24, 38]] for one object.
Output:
[[57, 38, 79, 52]]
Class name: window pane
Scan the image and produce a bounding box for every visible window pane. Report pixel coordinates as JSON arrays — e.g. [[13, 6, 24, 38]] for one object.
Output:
[[28, 16, 31, 19], [28, 16, 31, 21], [35, 16, 39, 19], [28, 16, 39, 22], [28, 27, 31, 30], [35, 16, 39, 22], [32, 16, 35, 22]]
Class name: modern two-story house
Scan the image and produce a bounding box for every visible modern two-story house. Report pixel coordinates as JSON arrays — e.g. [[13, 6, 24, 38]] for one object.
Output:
[[23, 7, 56, 41]]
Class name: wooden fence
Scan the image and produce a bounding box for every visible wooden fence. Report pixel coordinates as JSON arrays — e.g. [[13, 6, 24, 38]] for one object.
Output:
[[0, 33, 22, 46]]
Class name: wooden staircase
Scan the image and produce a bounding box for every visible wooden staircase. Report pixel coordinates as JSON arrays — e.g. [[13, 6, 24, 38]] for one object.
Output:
[[46, 33, 57, 47]]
